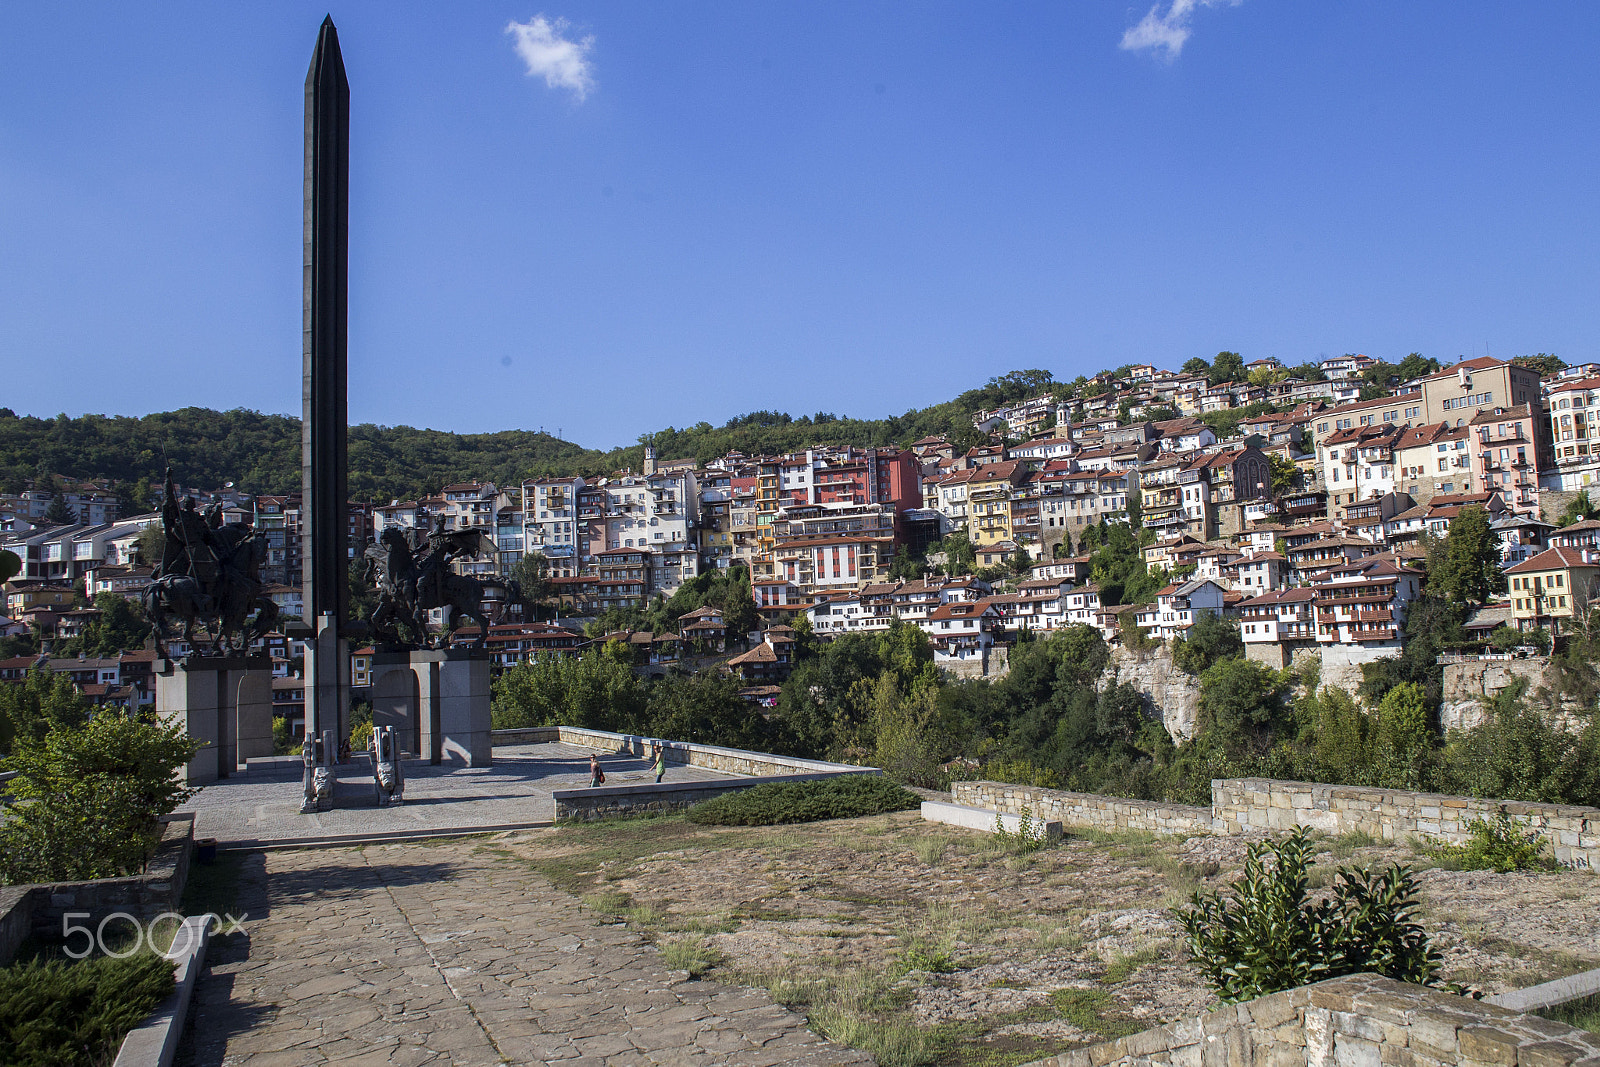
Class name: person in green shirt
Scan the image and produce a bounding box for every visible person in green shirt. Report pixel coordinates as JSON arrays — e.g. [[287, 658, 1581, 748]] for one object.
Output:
[[653, 742, 666, 784]]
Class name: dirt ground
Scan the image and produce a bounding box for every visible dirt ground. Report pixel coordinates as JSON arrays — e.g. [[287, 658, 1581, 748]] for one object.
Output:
[[491, 810, 1600, 1067]]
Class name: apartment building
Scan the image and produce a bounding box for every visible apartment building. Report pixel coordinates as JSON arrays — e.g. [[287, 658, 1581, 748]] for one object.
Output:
[[1313, 557, 1422, 649], [1505, 547, 1600, 636]]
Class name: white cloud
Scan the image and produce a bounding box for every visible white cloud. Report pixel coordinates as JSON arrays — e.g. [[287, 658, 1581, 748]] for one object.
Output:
[[1120, 0, 1241, 61], [506, 15, 595, 101]]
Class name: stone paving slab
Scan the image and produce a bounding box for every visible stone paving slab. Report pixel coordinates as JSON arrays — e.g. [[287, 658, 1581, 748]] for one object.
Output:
[[180, 744, 747, 846], [186, 839, 872, 1065]]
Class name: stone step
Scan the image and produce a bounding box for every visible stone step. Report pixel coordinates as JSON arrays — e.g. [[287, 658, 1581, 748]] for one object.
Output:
[[921, 799, 1063, 840]]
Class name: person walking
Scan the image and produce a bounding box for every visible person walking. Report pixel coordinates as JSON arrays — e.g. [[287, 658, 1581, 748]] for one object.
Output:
[[653, 743, 666, 784], [588, 752, 604, 788]]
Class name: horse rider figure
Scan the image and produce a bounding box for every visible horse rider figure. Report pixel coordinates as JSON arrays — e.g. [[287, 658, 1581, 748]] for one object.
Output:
[[414, 515, 463, 608], [158, 469, 223, 590]]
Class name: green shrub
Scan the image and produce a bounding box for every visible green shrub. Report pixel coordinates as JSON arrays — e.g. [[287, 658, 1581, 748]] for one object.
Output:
[[1426, 811, 1557, 873], [992, 807, 1052, 853], [0, 952, 174, 1066], [686, 775, 919, 826], [1176, 826, 1445, 1003], [0, 714, 201, 884]]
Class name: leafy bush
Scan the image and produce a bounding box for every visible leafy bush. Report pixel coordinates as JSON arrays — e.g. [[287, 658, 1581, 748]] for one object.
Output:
[[1426, 811, 1556, 873], [0, 714, 200, 884], [0, 952, 174, 1067], [992, 807, 1052, 853], [1176, 826, 1444, 1002], [686, 775, 919, 826]]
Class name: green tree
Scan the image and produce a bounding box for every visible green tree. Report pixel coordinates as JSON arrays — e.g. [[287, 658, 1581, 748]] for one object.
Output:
[[133, 523, 165, 568], [1427, 507, 1503, 606], [1209, 351, 1246, 385], [1511, 353, 1566, 377], [0, 713, 201, 884], [0, 668, 90, 754], [645, 673, 770, 751], [1182, 357, 1211, 377], [1394, 353, 1442, 382], [1172, 612, 1244, 676], [1267, 454, 1300, 494], [0, 548, 20, 585], [720, 568, 760, 641], [1557, 492, 1596, 527], [1198, 658, 1289, 746], [490, 648, 648, 732], [43, 491, 74, 525], [56, 593, 152, 658]]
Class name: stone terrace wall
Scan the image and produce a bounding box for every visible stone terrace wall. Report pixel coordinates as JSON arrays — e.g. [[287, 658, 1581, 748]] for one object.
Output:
[[1022, 973, 1600, 1067], [0, 813, 194, 963], [1212, 778, 1600, 869], [952, 781, 1212, 837], [493, 726, 874, 780]]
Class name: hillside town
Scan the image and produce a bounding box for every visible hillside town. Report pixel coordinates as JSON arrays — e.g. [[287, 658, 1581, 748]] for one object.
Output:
[[5, 353, 1600, 731]]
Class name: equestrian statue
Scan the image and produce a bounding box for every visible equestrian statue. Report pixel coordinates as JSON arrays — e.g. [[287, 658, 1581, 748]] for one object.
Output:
[[142, 467, 279, 658], [361, 517, 515, 652]]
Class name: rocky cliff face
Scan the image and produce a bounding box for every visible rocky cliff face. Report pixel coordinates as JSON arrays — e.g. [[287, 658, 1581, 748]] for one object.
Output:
[[1101, 645, 1202, 742], [1438, 657, 1572, 732]]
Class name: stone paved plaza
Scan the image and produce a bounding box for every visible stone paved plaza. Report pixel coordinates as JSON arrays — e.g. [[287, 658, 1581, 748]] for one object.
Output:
[[187, 837, 873, 1066], [180, 743, 748, 847]]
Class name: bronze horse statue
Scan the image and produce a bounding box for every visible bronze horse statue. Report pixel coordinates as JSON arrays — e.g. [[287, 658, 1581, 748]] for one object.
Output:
[[364, 525, 496, 651]]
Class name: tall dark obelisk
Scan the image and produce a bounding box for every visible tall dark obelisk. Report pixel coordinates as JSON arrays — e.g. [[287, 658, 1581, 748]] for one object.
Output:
[[302, 16, 351, 748]]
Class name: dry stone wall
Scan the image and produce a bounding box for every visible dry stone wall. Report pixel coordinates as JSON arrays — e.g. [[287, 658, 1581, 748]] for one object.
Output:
[[1212, 778, 1600, 869], [1020, 973, 1600, 1067], [951, 781, 1212, 836], [947, 777, 1600, 868]]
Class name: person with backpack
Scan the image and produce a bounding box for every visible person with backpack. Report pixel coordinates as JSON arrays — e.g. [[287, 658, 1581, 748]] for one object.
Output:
[[588, 752, 604, 787]]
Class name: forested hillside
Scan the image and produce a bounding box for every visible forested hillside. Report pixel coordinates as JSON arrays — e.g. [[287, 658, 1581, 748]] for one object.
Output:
[[0, 368, 1059, 504]]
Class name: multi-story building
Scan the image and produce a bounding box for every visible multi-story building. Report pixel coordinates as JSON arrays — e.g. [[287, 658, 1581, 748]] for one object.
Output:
[[1238, 587, 1318, 648], [1505, 547, 1600, 636], [1312, 557, 1422, 649], [1543, 376, 1600, 493], [521, 477, 585, 577], [1133, 578, 1228, 642], [1469, 405, 1540, 516], [593, 548, 649, 613]]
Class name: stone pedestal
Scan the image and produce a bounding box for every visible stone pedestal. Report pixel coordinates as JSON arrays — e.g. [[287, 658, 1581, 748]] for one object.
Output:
[[370, 649, 492, 767], [156, 656, 274, 783]]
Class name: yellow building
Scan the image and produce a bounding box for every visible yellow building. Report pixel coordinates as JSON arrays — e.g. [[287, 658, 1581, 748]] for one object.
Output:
[[965, 460, 1027, 548], [1505, 547, 1600, 635]]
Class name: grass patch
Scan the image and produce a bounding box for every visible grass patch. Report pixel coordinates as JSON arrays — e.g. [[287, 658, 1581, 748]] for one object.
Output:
[[912, 836, 949, 865], [657, 936, 722, 978], [1051, 988, 1147, 1040], [1104, 946, 1160, 984], [496, 814, 705, 896], [749, 965, 933, 1067], [686, 776, 919, 826], [1541, 993, 1600, 1035], [1327, 829, 1379, 858], [0, 952, 175, 1067]]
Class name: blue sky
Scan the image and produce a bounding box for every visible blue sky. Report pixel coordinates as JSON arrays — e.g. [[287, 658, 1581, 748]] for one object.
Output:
[[2, 3, 1596, 449]]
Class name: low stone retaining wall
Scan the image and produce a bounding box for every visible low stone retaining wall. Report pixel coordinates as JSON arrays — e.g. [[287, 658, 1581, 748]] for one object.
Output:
[[1212, 778, 1600, 869], [951, 781, 1212, 837], [0, 813, 194, 963], [494, 726, 870, 780], [493, 725, 877, 821], [1023, 973, 1600, 1067]]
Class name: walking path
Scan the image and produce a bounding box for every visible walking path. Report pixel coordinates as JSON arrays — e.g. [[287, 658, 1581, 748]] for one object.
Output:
[[186, 838, 872, 1066], [179, 743, 745, 847]]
